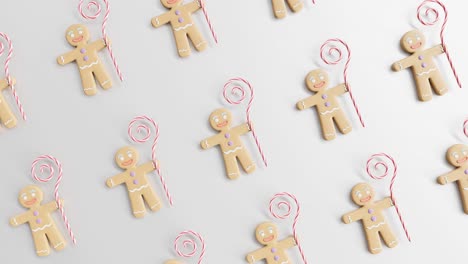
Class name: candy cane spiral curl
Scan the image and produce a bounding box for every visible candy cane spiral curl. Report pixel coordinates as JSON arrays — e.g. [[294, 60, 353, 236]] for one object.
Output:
[[128, 116, 173, 206], [366, 153, 411, 242], [320, 39, 364, 128], [417, 0, 461, 88], [223, 78, 268, 167], [78, 0, 124, 81], [174, 230, 206, 264], [31, 155, 76, 244], [0, 33, 26, 121], [463, 119, 468, 138], [269, 192, 308, 264]]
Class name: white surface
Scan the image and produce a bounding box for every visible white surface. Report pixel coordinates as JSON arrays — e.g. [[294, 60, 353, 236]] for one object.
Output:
[[0, 0, 468, 263]]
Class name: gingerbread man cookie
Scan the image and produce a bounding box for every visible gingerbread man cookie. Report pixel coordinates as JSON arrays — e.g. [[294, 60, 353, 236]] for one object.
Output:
[[200, 108, 256, 179], [246, 222, 297, 264], [392, 30, 447, 102], [272, 0, 303, 19], [342, 183, 398, 254], [106, 146, 162, 218], [10, 185, 66, 256], [57, 24, 112, 96], [296, 69, 352, 140], [0, 77, 17, 128], [437, 144, 468, 214], [151, 0, 207, 57]]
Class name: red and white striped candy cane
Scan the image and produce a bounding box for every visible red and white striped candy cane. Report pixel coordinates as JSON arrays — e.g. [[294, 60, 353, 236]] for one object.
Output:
[[366, 153, 411, 242], [320, 39, 365, 128], [417, 0, 462, 88], [31, 155, 76, 244], [269, 192, 308, 264], [128, 116, 173, 206], [223, 78, 268, 167], [173, 230, 206, 264], [78, 0, 124, 81], [197, 0, 218, 43], [0, 33, 26, 121], [463, 119, 468, 138]]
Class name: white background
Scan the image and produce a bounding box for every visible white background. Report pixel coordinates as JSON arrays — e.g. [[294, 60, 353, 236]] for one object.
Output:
[[0, 0, 467, 263]]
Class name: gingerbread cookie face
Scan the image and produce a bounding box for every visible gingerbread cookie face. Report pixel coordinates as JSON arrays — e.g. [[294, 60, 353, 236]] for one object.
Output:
[[351, 183, 375, 206], [446, 144, 468, 167], [115, 146, 140, 169], [161, 0, 183, 8], [65, 24, 90, 47], [19, 185, 44, 208], [255, 222, 278, 246], [401, 30, 425, 53], [305, 69, 330, 92], [209, 108, 232, 131]]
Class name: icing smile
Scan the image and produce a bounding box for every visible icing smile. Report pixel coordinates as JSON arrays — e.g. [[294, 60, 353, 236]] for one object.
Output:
[[457, 157, 468, 164], [314, 81, 325, 88], [72, 36, 84, 43], [216, 121, 228, 128], [410, 42, 422, 50], [25, 198, 37, 206], [167, 0, 178, 4], [121, 159, 134, 166], [360, 196, 372, 203], [263, 235, 275, 242]]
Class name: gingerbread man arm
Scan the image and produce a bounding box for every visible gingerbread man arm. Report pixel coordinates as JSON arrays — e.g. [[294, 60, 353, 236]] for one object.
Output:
[[342, 208, 364, 224], [232, 123, 251, 136], [151, 12, 172, 28], [437, 168, 463, 185], [329, 83, 347, 97], [296, 95, 319, 110], [279, 236, 297, 249], [57, 50, 78, 65], [90, 38, 108, 51], [0, 77, 15, 91], [200, 134, 222, 149], [106, 172, 127, 188], [9, 212, 30, 227], [44, 199, 64, 212], [391, 56, 414, 72], [426, 44, 445, 57], [140, 161, 156, 174], [246, 247, 268, 264], [376, 197, 394, 210], [184, 0, 201, 13]]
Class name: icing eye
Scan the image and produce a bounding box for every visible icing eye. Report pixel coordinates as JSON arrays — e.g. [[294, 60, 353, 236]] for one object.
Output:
[[319, 75, 325, 80], [416, 36, 421, 41], [70, 33, 75, 38], [356, 192, 362, 198], [268, 228, 273, 234], [214, 118, 219, 123], [22, 195, 28, 201], [453, 153, 460, 159], [462, 149, 468, 156], [78, 31, 83, 35], [127, 151, 133, 158], [407, 38, 413, 45], [222, 113, 228, 120], [31, 192, 36, 197], [118, 154, 124, 161], [259, 231, 265, 237], [366, 190, 370, 195], [309, 77, 316, 84]]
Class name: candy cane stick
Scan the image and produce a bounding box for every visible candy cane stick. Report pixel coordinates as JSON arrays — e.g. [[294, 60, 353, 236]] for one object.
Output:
[[320, 39, 365, 128], [223, 78, 268, 167], [31, 155, 76, 244], [78, 0, 124, 81], [417, 0, 461, 88], [197, 0, 218, 43], [366, 153, 411, 242], [269, 192, 308, 264], [128, 116, 173, 206], [174, 230, 206, 264], [463, 119, 468, 138], [0, 33, 26, 121]]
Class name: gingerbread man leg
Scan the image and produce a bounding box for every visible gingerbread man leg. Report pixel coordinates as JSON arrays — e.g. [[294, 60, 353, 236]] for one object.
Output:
[[365, 230, 383, 254], [287, 0, 304, 12], [429, 70, 447, 96], [0, 99, 17, 129], [272, 0, 287, 18], [319, 116, 336, 140], [45, 226, 66, 251], [187, 26, 207, 52], [32, 232, 51, 257], [174, 31, 191, 58], [457, 180, 468, 214], [379, 226, 398, 248], [332, 110, 352, 135], [141, 187, 162, 212], [236, 150, 256, 174], [79, 69, 98, 96], [414, 76, 433, 102], [93, 64, 112, 90], [224, 154, 241, 180], [129, 191, 147, 218]]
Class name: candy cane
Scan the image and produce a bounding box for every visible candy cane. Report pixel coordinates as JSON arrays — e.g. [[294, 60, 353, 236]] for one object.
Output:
[[197, 0, 218, 43], [463, 119, 468, 138], [128, 116, 173, 206], [320, 39, 365, 128], [269, 192, 308, 264], [366, 153, 411, 242], [0, 33, 26, 121], [31, 155, 76, 244], [78, 0, 124, 81], [174, 230, 206, 264], [223, 78, 268, 167], [417, 0, 461, 88]]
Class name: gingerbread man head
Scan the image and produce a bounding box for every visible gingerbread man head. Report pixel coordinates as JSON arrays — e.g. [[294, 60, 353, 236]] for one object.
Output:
[[305, 69, 330, 92], [351, 183, 376, 206], [255, 222, 279, 246], [161, 0, 183, 8], [400, 30, 426, 54], [209, 108, 232, 132], [65, 24, 90, 47], [446, 144, 468, 167], [18, 185, 44, 209], [115, 146, 140, 169]]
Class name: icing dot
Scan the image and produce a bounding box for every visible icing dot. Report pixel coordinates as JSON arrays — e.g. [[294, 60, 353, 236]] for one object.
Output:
[[228, 141, 233, 146], [130, 171, 136, 177], [368, 209, 374, 214], [418, 55, 423, 60], [83, 55, 89, 61], [421, 63, 427, 68], [321, 94, 328, 99], [178, 17, 184, 23], [133, 180, 138, 185], [371, 216, 377, 222], [80, 48, 86, 54], [36, 219, 42, 224], [175, 10, 181, 15], [33, 211, 39, 216], [324, 102, 331, 107], [224, 133, 230, 139], [464, 169, 468, 175], [271, 248, 277, 253], [274, 256, 280, 261]]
